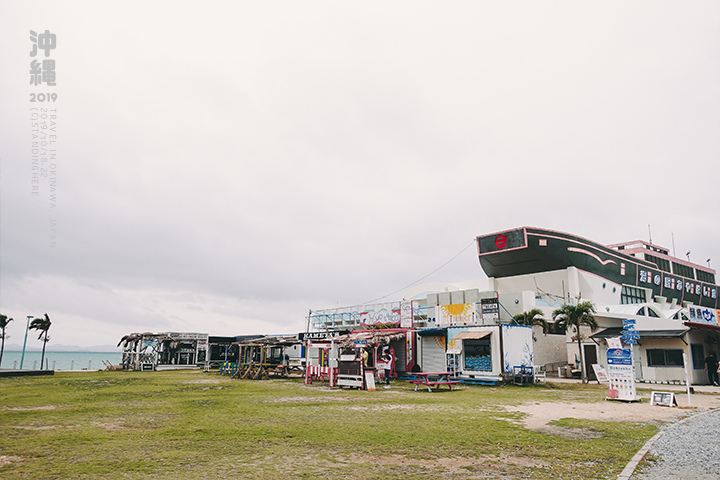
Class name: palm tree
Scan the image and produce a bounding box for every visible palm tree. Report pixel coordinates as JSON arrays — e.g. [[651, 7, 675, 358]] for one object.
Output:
[[513, 308, 549, 334], [552, 301, 598, 383], [29, 313, 52, 370], [0, 314, 13, 368]]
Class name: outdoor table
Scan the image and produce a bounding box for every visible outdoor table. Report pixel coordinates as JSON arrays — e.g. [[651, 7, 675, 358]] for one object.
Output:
[[406, 372, 461, 392]]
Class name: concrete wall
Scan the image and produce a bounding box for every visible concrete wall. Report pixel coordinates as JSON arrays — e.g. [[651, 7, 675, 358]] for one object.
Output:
[[531, 326, 568, 367]]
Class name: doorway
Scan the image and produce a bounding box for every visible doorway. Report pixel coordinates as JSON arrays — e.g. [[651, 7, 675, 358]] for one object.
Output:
[[583, 344, 598, 381]]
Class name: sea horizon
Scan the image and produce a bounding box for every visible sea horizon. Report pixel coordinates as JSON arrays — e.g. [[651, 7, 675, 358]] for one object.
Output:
[[0, 350, 122, 371]]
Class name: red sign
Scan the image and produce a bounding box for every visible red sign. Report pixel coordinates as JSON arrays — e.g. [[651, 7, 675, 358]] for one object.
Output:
[[495, 235, 507, 249]]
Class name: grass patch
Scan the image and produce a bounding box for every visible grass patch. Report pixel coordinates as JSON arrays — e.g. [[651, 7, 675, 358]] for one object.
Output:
[[0, 371, 659, 479]]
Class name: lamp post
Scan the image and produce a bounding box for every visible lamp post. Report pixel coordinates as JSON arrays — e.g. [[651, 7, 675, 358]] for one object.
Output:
[[19, 315, 32, 369]]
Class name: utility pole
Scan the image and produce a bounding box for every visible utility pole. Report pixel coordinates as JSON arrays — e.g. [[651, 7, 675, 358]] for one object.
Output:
[[19, 315, 32, 369]]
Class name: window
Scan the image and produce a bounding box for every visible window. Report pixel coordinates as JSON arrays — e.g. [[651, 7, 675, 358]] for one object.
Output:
[[463, 338, 492, 371], [672, 262, 695, 279], [697, 270, 716, 284], [645, 254, 671, 273], [647, 349, 684, 367], [621, 285, 647, 304], [691, 344, 705, 370]]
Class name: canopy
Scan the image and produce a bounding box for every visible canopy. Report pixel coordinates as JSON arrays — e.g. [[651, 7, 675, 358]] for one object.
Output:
[[451, 330, 492, 340]]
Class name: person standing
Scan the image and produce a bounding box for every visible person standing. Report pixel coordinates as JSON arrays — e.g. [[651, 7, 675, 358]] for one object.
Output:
[[704, 352, 719, 386], [380, 347, 392, 387]]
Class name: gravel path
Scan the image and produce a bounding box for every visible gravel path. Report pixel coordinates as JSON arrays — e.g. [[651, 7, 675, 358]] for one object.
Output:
[[631, 408, 720, 479]]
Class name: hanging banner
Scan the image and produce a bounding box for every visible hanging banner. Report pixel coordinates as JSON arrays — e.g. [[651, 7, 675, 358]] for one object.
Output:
[[606, 348, 638, 401], [405, 331, 414, 369]]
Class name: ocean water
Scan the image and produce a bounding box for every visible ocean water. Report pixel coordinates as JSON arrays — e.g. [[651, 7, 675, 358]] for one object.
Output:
[[0, 351, 122, 371]]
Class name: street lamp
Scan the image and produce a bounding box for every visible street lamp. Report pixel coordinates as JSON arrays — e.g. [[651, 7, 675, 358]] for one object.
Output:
[[19, 315, 32, 369]]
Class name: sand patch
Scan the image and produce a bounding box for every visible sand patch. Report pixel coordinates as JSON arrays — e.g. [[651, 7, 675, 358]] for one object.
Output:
[[504, 393, 720, 433]]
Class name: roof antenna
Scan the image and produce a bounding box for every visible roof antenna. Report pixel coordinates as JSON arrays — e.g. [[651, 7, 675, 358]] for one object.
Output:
[[671, 232, 676, 257], [648, 224, 652, 244]]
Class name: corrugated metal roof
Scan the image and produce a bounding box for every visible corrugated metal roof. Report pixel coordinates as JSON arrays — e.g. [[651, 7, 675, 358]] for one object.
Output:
[[590, 327, 688, 339]]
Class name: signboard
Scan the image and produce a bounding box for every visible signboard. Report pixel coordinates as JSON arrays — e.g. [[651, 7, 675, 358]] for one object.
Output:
[[688, 306, 719, 326], [299, 331, 349, 341], [607, 337, 622, 349], [621, 319, 638, 344], [364, 371, 376, 391], [353, 340, 368, 348], [480, 298, 499, 322], [591, 364, 609, 383], [607, 348, 632, 365], [400, 301, 413, 328], [477, 229, 527, 254], [606, 348, 638, 401], [650, 391, 677, 407]]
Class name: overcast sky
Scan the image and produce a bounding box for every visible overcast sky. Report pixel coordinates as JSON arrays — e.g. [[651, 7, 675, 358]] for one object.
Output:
[[1, 1, 718, 348]]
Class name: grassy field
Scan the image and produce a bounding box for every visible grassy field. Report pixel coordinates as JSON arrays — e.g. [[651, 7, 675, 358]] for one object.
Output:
[[0, 370, 660, 479]]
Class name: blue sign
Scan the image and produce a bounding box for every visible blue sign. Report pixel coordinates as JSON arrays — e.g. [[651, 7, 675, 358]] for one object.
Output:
[[622, 334, 639, 340], [622, 319, 636, 326], [607, 348, 632, 365], [623, 339, 637, 344]]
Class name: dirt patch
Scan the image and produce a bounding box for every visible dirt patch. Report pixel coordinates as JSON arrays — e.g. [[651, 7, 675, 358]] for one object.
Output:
[[0, 455, 22, 467], [96, 422, 124, 431], [5, 405, 58, 411], [343, 453, 549, 473], [263, 395, 353, 404], [504, 392, 720, 433], [12, 425, 59, 430]]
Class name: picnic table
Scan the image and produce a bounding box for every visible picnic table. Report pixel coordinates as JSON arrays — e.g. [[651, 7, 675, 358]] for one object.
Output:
[[406, 372, 461, 392]]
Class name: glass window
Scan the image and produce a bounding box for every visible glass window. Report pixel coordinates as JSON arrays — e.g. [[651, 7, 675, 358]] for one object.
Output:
[[647, 348, 685, 367], [697, 270, 715, 284], [622, 285, 647, 304], [672, 262, 695, 279], [645, 254, 671, 272], [691, 344, 705, 370], [463, 338, 492, 371]]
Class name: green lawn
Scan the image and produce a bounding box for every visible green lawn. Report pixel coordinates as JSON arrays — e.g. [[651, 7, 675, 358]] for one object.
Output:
[[0, 370, 659, 479]]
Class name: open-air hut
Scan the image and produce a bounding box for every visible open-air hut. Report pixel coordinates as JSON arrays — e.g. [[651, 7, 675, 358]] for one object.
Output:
[[231, 335, 303, 380]]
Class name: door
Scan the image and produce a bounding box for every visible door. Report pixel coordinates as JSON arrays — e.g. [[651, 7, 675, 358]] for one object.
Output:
[[584, 344, 598, 381]]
